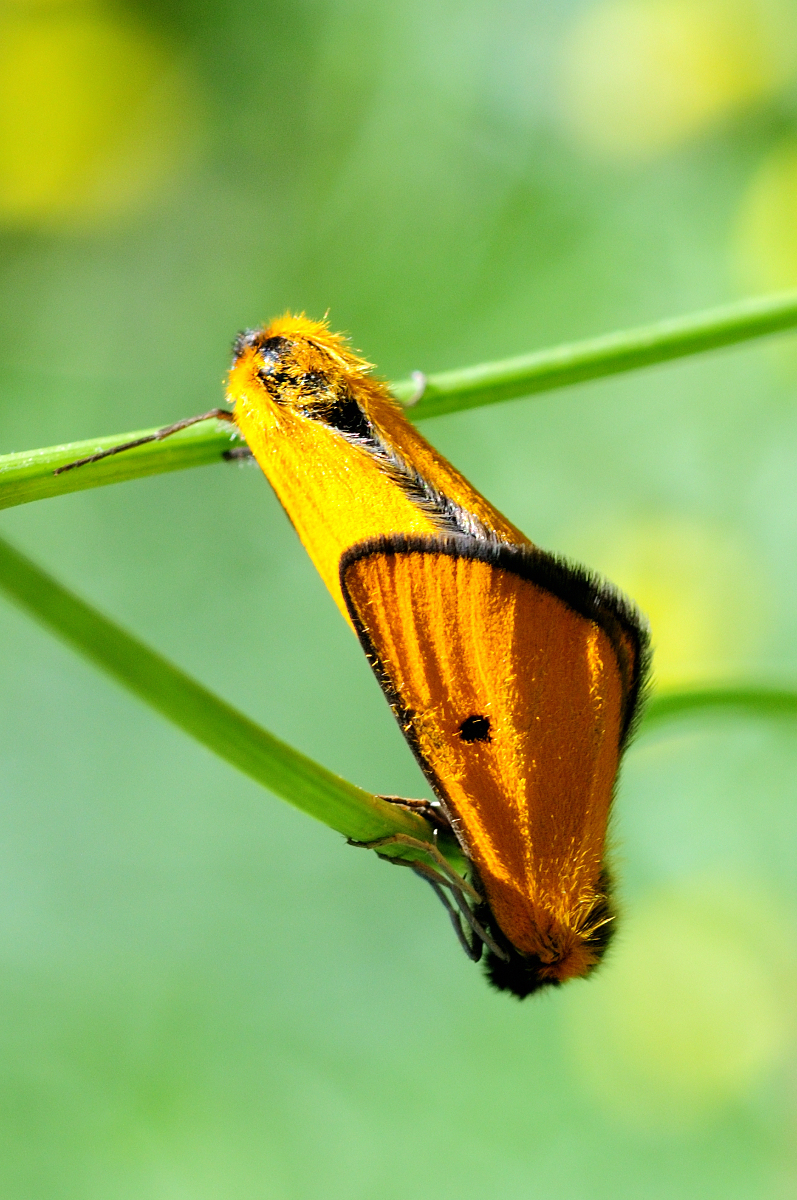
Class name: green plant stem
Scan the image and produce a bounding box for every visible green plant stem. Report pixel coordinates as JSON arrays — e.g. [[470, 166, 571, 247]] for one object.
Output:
[[4, 290, 797, 511], [0, 419, 239, 511], [396, 289, 797, 416], [0, 534, 440, 858], [641, 686, 797, 729]]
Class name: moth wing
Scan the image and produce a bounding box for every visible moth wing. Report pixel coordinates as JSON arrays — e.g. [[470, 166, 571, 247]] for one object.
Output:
[[340, 535, 646, 957]]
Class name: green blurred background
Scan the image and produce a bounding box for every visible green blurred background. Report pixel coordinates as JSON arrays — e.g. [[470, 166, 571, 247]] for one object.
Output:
[[2, 0, 797, 1194]]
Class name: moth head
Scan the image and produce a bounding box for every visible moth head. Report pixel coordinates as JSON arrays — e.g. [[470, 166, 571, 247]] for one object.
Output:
[[228, 314, 376, 427]]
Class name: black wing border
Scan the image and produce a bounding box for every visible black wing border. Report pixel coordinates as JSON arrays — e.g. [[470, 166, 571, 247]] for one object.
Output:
[[339, 534, 651, 751]]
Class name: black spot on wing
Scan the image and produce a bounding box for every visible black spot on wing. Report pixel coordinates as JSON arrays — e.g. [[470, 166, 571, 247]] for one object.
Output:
[[459, 715, 491, 743]]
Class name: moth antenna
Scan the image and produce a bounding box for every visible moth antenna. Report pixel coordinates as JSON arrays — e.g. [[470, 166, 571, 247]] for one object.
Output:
[[54, 409, 236, 475]]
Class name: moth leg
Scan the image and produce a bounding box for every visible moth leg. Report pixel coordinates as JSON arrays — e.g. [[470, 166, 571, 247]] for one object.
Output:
[[54, 408, 238, 475], [376, 794, 452, 831], [424, 877, 482, 962], [368, 849, 508, 963], [447, 890, 509, 962], [349, 833, 481, 903], [352, 834, 510, 961], [369, 852, 481, 962], [417, 863, 508, 961], [350, 834, 510, 960]]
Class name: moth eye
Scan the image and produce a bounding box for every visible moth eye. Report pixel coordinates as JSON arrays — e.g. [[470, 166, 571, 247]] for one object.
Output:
[[260, 335, 292, 357], [258, 336, 293, 376], [458, 714, 491, 743]]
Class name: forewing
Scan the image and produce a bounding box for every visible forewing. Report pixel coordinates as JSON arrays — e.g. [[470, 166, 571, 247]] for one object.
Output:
[[340, 536, 641, 957]]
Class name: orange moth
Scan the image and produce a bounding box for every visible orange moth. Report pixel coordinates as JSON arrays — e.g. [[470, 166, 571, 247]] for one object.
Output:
[[61, 315, 649, 997]]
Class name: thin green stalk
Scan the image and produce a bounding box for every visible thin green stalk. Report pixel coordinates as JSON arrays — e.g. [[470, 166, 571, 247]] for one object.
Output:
[[4, 290, 797, 511], [641, 685, 797, 730], [0, 418, 239, 511], [396, 289, 797, 416], [0, 534, 438, 856]]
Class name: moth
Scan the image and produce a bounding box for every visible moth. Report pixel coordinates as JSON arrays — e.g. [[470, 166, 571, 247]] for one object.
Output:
[[60, 314, 650, 998]]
